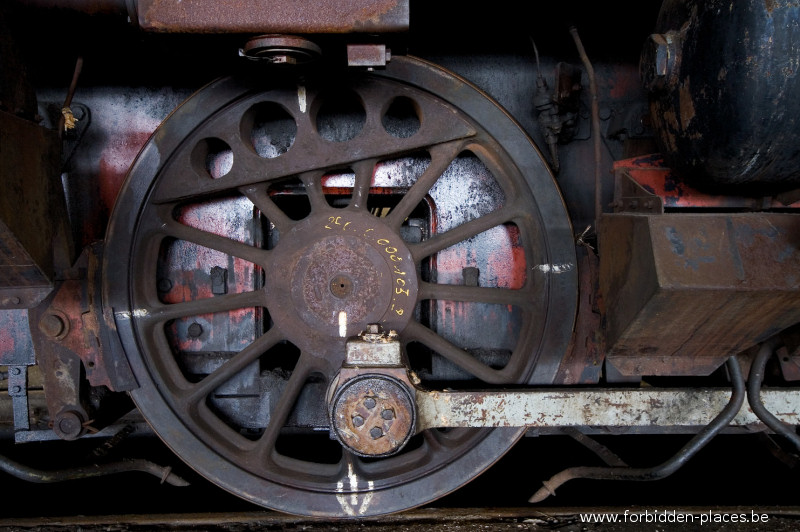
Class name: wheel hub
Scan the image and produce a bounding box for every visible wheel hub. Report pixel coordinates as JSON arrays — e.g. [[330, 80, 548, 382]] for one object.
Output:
[[268, 212, 417, 357], [330, 374, 416, 457]]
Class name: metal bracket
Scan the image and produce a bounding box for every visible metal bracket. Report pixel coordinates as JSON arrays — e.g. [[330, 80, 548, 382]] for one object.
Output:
[[7, 365, 30, 433], [328, 324, 417, 457], [347, 44, 391, 70], [612, 170, 664, 213]]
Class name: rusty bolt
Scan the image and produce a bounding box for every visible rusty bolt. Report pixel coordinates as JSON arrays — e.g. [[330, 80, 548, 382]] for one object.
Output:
[[187, 322, 203, 338], [39, 313, 67, 339], [54, 410, 84, 440], [330, 375, 416, 457]]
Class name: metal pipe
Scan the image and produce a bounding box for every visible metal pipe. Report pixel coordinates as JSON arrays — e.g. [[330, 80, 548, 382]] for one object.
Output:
[[747, 341, 800, 452], [570, 26, 602, 225], [562, 427, 628, 467], [529, 355, 745, 503], [0, 454, 190, 486]]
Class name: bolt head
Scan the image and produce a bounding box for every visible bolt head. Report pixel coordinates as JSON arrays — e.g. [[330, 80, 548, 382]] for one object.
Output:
[[1, 296, 21, 306], [187, 322, 203, 338], [381, 409, 395, 420], [54, 411, 84, 440], [364, 397, 376, 409], [369, 427, 383, 440], [39, 313, 66, 339], [352, 415, 364, 427]]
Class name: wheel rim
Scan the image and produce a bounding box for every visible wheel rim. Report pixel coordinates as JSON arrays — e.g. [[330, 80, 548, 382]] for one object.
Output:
[[104, 56, 577, 517]]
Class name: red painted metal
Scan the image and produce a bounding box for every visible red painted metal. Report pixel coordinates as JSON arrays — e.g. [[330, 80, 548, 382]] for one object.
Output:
[[614, 155, 800, 210]]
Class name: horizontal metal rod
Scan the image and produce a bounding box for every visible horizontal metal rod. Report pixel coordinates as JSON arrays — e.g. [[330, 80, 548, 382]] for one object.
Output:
[[415, 388, 800, 431]]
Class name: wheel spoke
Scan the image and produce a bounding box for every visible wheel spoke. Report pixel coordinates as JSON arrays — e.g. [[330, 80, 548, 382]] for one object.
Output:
[[160, 207, 268, 266], [418, 282, 532, 309], [179, 327, 286, 408], [240, 183, 293, 235], [253, 352, 317, 462], [299, 170, 328, 212], [349, 159, 376, 210], [408, 205, 521, 263], [404, 321, 507, 384], [385, 141, 464, 230], [143, 290, 265, 325]]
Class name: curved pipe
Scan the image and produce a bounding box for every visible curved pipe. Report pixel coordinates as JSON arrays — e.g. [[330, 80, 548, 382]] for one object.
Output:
[[0, 455, 190, 486], [530, 355, 745, 503], [747, 341, 800, 452]]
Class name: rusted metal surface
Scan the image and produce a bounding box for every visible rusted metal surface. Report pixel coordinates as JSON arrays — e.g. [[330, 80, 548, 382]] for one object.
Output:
[[29, 245, 136, 393], [553, 248, 603, 385], [344, 325, 402, 366], [347, 44, 390, 69], [135, 0, 409, 33], [600, 212, 800, 377], [330, 328, 416, 456], [330, 374, 415, 457], [27, 302, 88, 441], [614, 155, 800, 210], [415, 387, 800, 431], [0, 111, 67, 309]]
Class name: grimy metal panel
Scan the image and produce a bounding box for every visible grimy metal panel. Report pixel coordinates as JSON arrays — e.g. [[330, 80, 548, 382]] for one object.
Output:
[[600, 212, 800, 376]]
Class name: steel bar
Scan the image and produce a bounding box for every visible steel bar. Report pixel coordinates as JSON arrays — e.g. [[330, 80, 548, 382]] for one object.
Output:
[[415, 387, 800, 430], [528, 356, 745, 502]]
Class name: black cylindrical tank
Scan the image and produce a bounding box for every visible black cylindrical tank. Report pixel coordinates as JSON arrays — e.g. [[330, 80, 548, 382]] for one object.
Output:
[[641, 0, 800, 190]]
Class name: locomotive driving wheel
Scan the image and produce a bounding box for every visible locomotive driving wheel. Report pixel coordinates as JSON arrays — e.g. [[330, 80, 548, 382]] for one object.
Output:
[[103, 56, 577, 517]]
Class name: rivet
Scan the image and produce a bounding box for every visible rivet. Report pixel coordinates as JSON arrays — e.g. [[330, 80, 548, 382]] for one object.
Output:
[[187, 322, 203, 338]]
